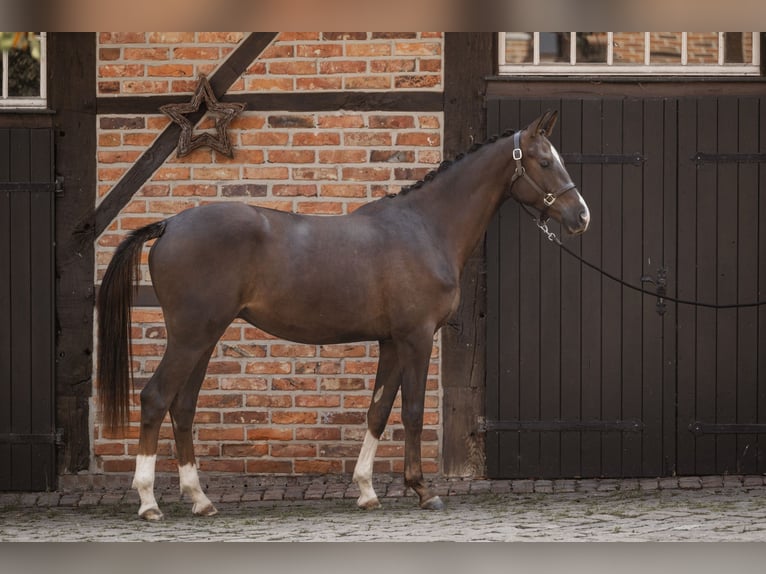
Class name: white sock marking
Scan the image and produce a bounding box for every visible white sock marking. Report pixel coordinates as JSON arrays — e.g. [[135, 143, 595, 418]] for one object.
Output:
[[132, 454, 160, 518], [352, 430, 380, 508], [178, 463, 215, 515]]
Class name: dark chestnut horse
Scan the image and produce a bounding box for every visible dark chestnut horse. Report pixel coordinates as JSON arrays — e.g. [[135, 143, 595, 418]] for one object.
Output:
[[97, 110, 589, 520]]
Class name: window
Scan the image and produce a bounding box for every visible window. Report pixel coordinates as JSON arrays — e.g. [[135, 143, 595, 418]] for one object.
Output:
[[1, 32, 47, 108], [499, 32, 761, 75]]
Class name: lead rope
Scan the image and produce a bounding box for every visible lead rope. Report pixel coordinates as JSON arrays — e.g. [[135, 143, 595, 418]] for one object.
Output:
[[518, 203, 766, 310]]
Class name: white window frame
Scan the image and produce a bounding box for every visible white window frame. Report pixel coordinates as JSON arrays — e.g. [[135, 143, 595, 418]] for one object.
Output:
[[1, 32, 47, 109], [498, 32, 761, 76]]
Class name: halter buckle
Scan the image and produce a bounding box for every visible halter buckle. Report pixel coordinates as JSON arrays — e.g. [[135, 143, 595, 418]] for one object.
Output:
[[543, 193, 556, 207], [512, 148, 523, 161]]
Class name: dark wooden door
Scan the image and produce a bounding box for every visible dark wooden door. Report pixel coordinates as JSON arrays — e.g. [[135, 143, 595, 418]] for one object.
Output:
[[486, 95, 766, 479], [0, 127, 57, 490]]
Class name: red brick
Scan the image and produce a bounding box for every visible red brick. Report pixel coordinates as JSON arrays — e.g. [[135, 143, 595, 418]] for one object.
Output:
[[295, 427, 342, 441], [99, 64, 145, 78], [268, 150, 315, 164], [292, 132, 341, 147], [272, 377, 318, 391], [199, 460, 245, 473], [344, 76, 391, 89], [204, 361, 242, 375], [247, 428, 294, 441], [198, 427, 244, 441], [343, 396, 372, 409], [321, 411, 366, 425], [153, 167, 191, 181], [222, 444, 269, 457], [319, 184, 367, 198], [149, 32, 195, 44], [271, 344, 318, 358], [318, 150, 367, 164], [320, 378, 367, 391], [198, 32, 244, 43], [346, 43, 391, 57], [319, 60, 367, 74], [246, 78, 293, 91], [269, 61, 317, 75], [395, 75, 441, 89], [294, 168, 339, 181], [296, 202, 344, 215], [341, 167, 391, 182], [197, 394, 242, 409], [245, 395, 292, 408], [271, 444, 316, 458], [94, 443, 125, 456], [220, 377, 269, 391], [369, 115, 416, 129], [102, 459, 135, 473], [193, 167, 240, 180], [272, 411, 317, 425], [241, 133, 290, 147], [273, 185, 318, 197], [246, 460, 292, 474], [295, 394, 341, 408], [344, 132, 391, 146], [173, 47, 220, 60], [124, 48, 169, 60], [172, 184, 217, 197], [294, 460, 343, 474], [245, 361, 292, 375], [123, 80, 169, 94], [296, 77, 344, 90], [396, 132, 441, 147], [318, 114, 365, 129], [222, 411, 269, 424]]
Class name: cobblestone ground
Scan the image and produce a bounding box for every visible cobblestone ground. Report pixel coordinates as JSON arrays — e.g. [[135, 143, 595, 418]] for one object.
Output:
[[3, 475, 766, 542]]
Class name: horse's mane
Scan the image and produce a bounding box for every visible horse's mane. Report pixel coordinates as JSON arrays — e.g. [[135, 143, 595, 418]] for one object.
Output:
[[390, 128, 517, 198]]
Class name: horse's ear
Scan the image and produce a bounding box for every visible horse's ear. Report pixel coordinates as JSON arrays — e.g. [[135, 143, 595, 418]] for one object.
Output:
[[535, 109, 558, 137], [528, 110, 558, 138]]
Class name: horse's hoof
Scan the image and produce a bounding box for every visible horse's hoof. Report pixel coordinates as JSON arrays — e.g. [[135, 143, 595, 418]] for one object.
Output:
[[357, 496, 382, 510], [420, 495, 445, 510], [139, 506, 164, 521], [193, 502, 218, 517]]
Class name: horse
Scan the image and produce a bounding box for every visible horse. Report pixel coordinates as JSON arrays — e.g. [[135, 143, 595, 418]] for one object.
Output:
[[97, 110, 590, 520]]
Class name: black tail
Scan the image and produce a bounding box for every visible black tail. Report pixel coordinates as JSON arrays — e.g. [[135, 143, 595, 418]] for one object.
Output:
[[97, 220, 167, 433]]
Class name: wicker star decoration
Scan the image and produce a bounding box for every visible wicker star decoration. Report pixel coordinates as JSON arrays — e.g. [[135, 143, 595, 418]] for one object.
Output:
[[160, 75, 246, 158]]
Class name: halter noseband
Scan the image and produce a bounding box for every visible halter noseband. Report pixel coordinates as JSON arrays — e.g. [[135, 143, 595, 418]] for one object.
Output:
[[510, 131, 577, 221]]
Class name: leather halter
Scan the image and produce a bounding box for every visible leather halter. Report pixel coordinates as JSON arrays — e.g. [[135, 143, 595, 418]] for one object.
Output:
[[510, 131, 577, 222]]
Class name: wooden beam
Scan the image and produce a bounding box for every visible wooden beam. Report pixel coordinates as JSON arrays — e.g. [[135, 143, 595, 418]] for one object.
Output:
[[92, 32, 278, 237], [49, 33, 97, 474], [441, 33, 494, 478], [96, 91, 443, 115]]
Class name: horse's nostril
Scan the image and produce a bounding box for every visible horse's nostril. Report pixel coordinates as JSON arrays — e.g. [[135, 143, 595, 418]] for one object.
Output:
[[579, 210, 589, 223]]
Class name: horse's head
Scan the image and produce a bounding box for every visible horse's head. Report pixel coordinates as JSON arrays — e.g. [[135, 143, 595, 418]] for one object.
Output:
[[508, 110, 590, 235]]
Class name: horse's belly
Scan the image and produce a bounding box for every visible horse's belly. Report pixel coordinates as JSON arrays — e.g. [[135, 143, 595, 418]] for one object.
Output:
[[239, 295, 387, 345]]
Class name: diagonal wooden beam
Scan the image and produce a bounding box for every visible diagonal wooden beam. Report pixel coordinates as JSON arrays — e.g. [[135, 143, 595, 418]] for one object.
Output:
[[92, 32, 278, 237]]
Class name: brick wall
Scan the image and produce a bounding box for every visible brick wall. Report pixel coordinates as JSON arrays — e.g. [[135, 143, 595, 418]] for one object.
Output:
[[94, 32, 444, 477]]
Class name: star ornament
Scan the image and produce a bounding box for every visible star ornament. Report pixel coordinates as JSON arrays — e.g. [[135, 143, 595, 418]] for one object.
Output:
[[160, 75, 246, 158]]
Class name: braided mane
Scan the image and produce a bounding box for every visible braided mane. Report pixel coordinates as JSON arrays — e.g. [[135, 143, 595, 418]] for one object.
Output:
[[392, 128, 517, 197]]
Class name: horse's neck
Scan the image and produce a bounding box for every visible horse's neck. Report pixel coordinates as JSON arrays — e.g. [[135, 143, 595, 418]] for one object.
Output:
[[407, 139, 514, 272]]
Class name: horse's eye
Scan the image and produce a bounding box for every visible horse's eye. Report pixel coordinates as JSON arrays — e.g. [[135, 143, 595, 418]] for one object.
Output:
[[540, 159, 550, 168]]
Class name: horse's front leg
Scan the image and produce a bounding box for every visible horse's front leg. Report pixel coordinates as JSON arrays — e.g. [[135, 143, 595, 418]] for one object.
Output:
[[399, 331, 444, 510], [353, 340, 401, 509]]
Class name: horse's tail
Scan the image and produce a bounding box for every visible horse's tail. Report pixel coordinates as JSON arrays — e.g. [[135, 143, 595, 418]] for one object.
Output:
[[97, 220, 167, 433]]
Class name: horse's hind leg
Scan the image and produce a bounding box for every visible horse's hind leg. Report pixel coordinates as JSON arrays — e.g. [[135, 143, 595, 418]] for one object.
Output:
[[133, 342, 210, 520], [353, 340, 401, 509], [169, 344, 217, 517]]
